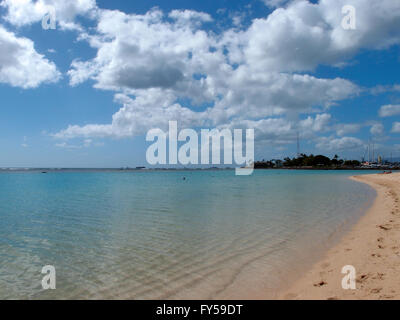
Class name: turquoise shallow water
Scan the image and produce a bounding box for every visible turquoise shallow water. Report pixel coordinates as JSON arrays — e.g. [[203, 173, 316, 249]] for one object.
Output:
[[0, 170, 376, 299]]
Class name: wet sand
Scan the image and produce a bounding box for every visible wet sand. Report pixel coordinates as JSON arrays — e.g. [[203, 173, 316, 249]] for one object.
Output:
[[280, 172, 400, 300]]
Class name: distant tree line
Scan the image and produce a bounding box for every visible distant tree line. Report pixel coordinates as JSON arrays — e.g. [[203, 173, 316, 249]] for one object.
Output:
[[255, 154, 361, 169]]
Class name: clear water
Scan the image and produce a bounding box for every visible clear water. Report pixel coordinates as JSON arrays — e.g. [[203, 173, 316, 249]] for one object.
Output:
[[0, 170, 376, 299]]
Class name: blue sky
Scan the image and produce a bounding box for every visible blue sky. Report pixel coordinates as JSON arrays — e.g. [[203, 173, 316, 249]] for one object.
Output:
[[0, 0, 400, 167]]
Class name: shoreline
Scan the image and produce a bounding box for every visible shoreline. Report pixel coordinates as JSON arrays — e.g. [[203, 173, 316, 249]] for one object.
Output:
[[279, 172, 400, 300]]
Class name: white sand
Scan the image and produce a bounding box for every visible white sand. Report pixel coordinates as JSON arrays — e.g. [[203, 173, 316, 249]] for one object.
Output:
[[280, 173, 400, 300]]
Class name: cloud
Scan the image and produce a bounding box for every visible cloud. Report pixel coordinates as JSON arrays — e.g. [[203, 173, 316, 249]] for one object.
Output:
[[168, 9, 213, 25], [300, 113, 332, 133], [208, 70, 358, 121], [223, 113, 332, 146], [54, 72, 355, 140], [379, 104, 400, 117], [53, 90, 209, 139], [370, 84, 400, 95], [316, 136, 364, 151], [55, 142, 81, 149], [242, 0, 400, 72], [392, 122, 400, 133], [21, 136, 28, 148], [370, 123, 384, 136], [67, 8, 215, 94], [262, 0, 291, 9], [55, 139, 99, 149], [1, 0, 97, 31], [335, 122, 386, 138], [61, 5, 359, 140], [55, 1, 400, 145], [0, 25, 60, 88], [335, 123, 361, 136]]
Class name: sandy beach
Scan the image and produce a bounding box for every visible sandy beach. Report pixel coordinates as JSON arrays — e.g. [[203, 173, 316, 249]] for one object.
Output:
[[280, 172, 400, 300]]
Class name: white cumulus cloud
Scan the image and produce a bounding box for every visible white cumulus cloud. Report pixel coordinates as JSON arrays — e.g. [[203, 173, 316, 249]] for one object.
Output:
[[316, 136, 364, 151], [60, 4, 361, 140], [52, 0, 400, 149], [370, 123, 384, 136], [379, 104, 400, 117], [392, 122, 400, 133], [242, 0, 400, 72], [1, 0, 97, 31], [0, 25, 60, 88], [335, 123, 361, 136]]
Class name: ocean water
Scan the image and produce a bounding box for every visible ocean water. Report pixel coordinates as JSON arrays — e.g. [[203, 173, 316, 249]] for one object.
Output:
[[0, 170, 376, 299]]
